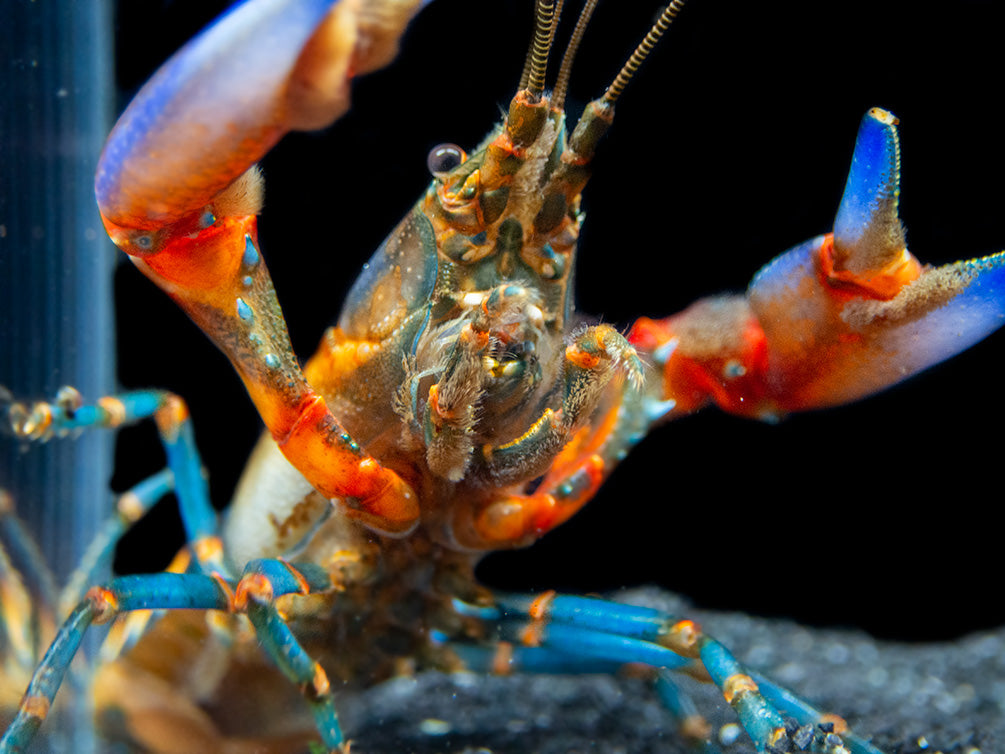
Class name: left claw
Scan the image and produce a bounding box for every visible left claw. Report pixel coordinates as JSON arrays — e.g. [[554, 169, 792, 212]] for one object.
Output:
[[631, 107, 1005, 421], [96, 0, 427, 233], [93, 0, 431, 535]]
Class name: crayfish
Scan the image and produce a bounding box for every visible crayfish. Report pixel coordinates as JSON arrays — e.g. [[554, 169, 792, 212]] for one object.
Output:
[[2, 0, 1003, 752]]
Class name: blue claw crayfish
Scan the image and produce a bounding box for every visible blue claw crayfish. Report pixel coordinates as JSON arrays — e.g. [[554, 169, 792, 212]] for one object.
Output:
[[2, 1, 1002, 752]]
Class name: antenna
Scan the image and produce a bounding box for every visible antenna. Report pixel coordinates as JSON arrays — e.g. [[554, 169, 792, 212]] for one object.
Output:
[[604, 1, 687, 107], [518, 0, 563, 98], [550, 0, 600, 113]]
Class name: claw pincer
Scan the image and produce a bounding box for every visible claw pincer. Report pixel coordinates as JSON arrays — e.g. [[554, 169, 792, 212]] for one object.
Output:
[[632, 107, 1005, 421]]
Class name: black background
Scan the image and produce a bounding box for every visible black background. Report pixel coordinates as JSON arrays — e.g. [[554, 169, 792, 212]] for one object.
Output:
[[111, 0, 1005, 641]]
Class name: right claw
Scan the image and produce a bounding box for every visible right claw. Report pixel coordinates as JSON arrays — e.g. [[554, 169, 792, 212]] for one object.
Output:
[[631, 108, 1005, 421]]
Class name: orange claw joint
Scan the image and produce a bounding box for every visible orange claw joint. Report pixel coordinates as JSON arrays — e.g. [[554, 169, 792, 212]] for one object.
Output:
[[94, 0, 429, 535], [633, 108, 1005, 421]]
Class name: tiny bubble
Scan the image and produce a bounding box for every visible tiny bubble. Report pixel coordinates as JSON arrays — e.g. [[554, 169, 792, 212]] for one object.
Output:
[[719, 723, 741, 745]]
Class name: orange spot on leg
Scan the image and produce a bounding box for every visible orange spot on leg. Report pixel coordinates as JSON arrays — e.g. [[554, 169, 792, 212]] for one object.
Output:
[[97, 396, 128, 428], [193, 536, 224, 566], [309, 663, 331, 698], [528, 590, 556, 620], [819, 713, 849, 735], [663, 619, 702, 658], [153, 394, 188, 439], [234, 573, 273, 610], [86, 586, 120, 625], [21, 694, 50, 721], [520, 590, 556, 647], [491, 642, 515, 675], [722, 673, 758, 704], [680, 714, 713, 742]]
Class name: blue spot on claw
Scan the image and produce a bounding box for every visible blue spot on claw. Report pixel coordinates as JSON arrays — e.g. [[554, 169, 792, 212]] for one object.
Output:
[[236, 298, 253, 322], [243, 235, 260, 267]]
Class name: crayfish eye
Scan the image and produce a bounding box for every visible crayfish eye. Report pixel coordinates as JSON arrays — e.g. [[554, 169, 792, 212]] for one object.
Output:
[[427, 143, 466, 179]]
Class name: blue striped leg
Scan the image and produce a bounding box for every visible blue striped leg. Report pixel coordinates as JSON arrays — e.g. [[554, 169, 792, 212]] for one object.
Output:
[[233, 559, 346, 753], [655, 672, 720, 753], [1, 469, 174, 663], [1, 475, 170, 746], [0, 572, 232, 753], [462, 593, 884, 754], [2, 559, 347, 753], [59, 469, 174, 614], [2, 387, 229, 577]]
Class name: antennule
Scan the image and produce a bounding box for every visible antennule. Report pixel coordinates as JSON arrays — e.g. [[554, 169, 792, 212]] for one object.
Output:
[[551, 0, 600, 113]]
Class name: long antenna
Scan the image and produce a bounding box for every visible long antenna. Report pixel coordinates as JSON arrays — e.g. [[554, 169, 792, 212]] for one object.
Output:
[[603, 1, 687, 106], [550, 0, 600, 113], [518, 0, 562, 98]]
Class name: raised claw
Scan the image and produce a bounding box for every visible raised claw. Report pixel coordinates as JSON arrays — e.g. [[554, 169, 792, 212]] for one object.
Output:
[[96, 0, 428, 234], [631, 108, 1005, 420], [93, 0, 431, 536]]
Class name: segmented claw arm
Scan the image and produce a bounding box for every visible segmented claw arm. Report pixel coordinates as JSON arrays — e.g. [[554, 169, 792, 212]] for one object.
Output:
[[631, 108, 1005, 422], [95, 0, 430, 534]]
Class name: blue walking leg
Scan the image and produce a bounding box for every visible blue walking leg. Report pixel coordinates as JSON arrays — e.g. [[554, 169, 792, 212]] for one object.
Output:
[[655, 672, 720, 753], [477, 592, 883, 754], [59, 469, 174, 614], [0, 572, 231, 753], [235, 558, 346, 753], [748, 669, 882, 754], [2, 388, 229, 577], [3, 559, 348, 753]]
